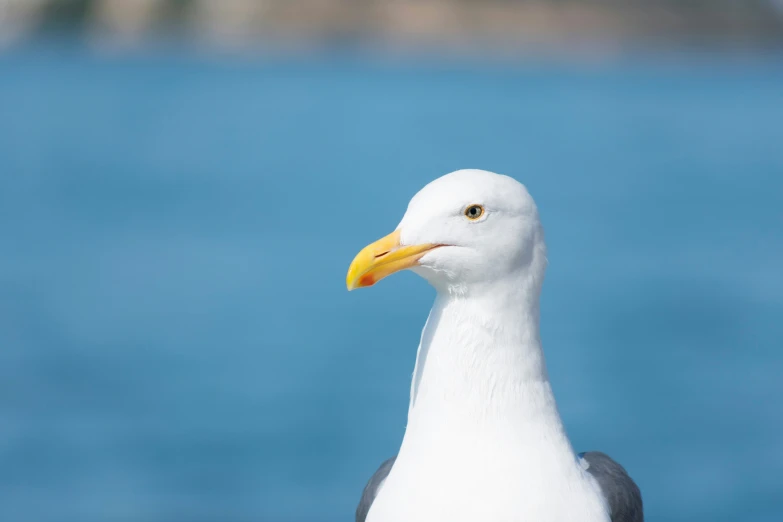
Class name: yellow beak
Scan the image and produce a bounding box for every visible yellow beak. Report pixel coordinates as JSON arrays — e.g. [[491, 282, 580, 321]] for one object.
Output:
[[346, 230, 440, 291]]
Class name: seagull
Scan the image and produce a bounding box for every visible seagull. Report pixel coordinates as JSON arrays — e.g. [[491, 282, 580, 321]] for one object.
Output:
[[346, 170, 643, 522]]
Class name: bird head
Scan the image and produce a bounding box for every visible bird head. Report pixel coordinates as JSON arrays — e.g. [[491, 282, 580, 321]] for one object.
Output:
[[346, 169, 546, 296]]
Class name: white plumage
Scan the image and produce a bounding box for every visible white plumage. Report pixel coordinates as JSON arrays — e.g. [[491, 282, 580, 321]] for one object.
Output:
[[348, 169, 633, 522]]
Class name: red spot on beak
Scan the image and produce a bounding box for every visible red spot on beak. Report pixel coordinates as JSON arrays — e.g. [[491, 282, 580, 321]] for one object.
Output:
[[359, 274, 375, 287]]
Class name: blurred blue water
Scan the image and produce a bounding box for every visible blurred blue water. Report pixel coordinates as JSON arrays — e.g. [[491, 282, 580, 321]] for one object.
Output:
[[1, 44, 782, 522]]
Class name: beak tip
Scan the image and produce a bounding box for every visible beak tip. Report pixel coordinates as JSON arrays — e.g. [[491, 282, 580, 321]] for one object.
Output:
[[345, 230, 405, 293], [346, 273, 374, 291]]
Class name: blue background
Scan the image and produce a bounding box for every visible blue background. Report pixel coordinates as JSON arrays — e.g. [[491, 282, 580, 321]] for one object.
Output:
[[1, 45, 782, 521]]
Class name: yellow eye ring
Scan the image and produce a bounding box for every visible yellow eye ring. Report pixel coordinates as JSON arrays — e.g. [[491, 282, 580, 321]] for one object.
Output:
[[464, 204, 485, 220]]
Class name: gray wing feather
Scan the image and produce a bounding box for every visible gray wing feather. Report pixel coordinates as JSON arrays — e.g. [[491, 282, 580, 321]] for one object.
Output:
[[355, 452, 642, 522], [580, 451, 644, 522], [356, 456, 397, 522]]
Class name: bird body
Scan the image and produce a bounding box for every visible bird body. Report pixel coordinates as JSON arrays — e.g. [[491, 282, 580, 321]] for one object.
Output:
[[365, 294, 610, 522], [347, 170, 642, 522]]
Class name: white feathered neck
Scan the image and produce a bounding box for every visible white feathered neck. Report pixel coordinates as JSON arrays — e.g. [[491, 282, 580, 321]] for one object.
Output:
[[366, 268, 610, 522]]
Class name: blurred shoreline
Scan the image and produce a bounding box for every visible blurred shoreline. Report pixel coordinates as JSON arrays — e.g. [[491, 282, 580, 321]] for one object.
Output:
[[2, 0, 783, 54]]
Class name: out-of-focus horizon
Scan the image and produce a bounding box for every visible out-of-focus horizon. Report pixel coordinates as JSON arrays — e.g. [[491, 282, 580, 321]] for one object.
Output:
[[3, 0, 783, 54]]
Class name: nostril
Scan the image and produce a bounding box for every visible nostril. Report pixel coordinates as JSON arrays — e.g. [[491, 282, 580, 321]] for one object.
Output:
[[374, 250, 390, 259]]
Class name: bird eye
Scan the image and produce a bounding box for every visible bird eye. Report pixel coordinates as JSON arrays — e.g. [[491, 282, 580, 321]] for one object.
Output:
[[464, 204, 485, 220]]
